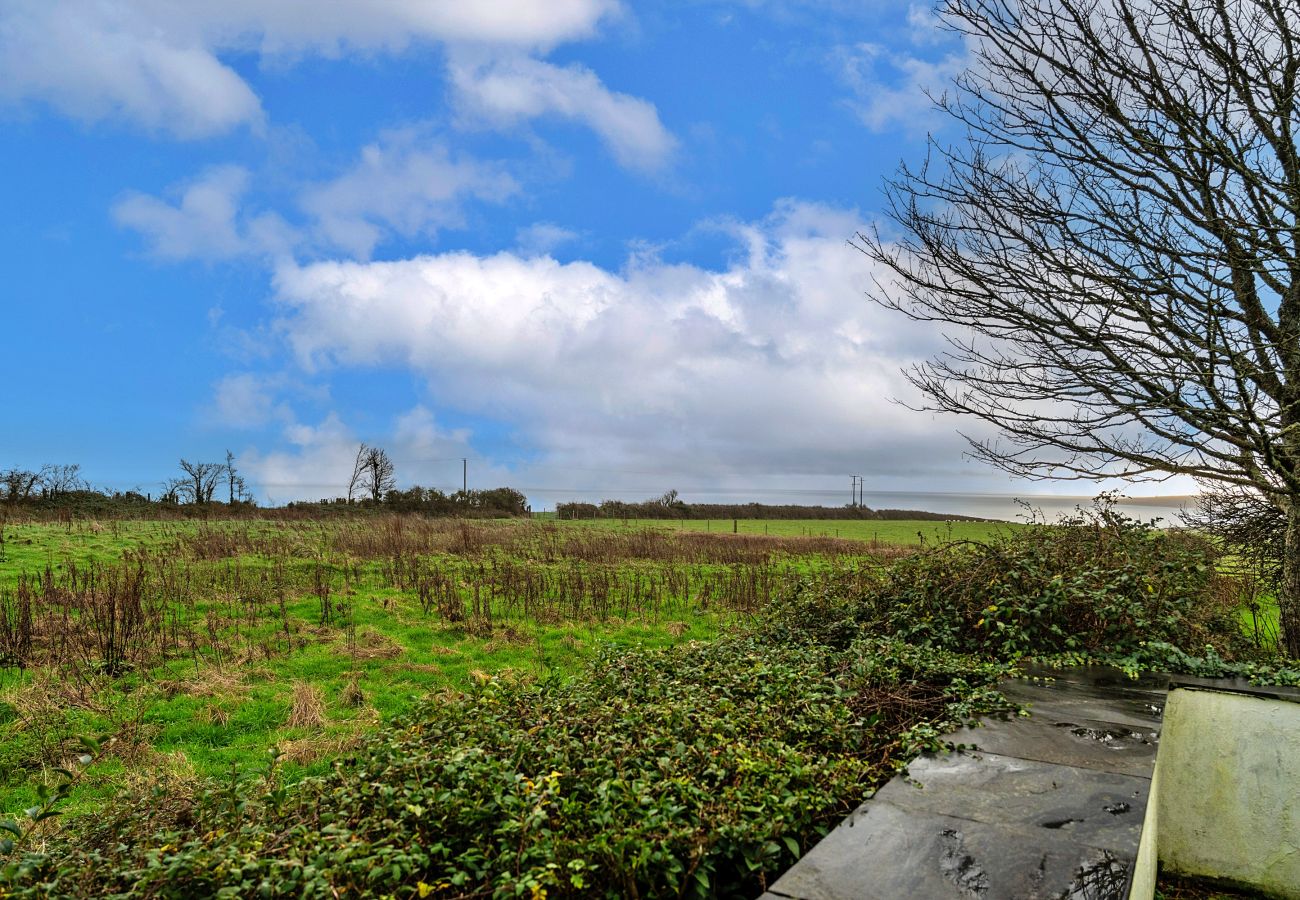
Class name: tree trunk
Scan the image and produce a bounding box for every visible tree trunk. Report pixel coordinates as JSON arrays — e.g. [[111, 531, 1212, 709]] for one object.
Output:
[[1282, 503, 1300, 658]]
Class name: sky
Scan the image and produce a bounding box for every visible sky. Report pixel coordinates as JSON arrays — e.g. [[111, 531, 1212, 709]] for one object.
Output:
[[0, 0, 1192, 512]]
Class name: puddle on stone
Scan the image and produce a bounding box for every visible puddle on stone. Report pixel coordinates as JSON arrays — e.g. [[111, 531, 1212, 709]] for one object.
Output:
[[1055, 850, 1129, 900], [938, 828, 989, 897], [1054, 722, 1157, 750]]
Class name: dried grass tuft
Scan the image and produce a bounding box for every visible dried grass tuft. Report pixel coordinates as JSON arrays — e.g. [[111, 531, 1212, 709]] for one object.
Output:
[[288, 681, 326, 729], [200, 702, 231, 727], [339, 674, 366, 708], [278, 731, 365, 766], [343, 628, 403, 660]]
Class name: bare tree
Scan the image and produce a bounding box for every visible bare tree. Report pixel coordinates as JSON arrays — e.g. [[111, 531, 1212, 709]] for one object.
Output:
[[41, 463, 85, 498], [346, 443, 396, 502], [347, 443, 368, 503], [361, 446, 396, 502], [854, 0, 1300, 655], [0, 468, 45, 504], [1185, 483, 1285, 585], [176, 459, 223, 505], [223, 450, 252, 505]]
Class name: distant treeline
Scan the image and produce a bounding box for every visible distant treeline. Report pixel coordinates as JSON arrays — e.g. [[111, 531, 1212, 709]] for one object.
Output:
[[555, 494, 989, 522], [1, 480, 530, 520], [290, 486, 528, 518], [1, 456, 530, 519]]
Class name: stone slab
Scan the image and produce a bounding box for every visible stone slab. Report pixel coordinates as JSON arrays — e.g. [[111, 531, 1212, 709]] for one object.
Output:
[[945, 713, 1160, 777], [1015, 664, 1169, 695], [765, 800, 1133, 900], [999, 679, 1166, 730], [879, 751, 1149, 848]]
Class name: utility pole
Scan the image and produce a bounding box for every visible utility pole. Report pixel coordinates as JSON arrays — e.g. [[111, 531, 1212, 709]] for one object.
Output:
[[462, 458, 467, 494], [850, 475, 860, 508]]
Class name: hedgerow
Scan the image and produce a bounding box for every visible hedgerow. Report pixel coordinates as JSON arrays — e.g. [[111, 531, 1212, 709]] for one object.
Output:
[[777, 503, 1246, 661], [0, 635, 1014, 899]]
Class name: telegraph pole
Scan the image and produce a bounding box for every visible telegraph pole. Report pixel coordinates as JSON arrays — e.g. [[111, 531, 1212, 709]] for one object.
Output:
[[462, 458, 467, 494]]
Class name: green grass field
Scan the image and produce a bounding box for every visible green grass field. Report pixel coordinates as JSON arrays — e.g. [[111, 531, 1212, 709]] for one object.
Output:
[[4, 516, 967, 817], [556, 516, 1014, 545], [1, 513, 1267, 821]]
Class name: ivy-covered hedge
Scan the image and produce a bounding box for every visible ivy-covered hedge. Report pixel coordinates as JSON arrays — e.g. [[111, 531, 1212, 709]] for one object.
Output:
[[0, 637, 1013, 899], [774, 505, 1246, 661]]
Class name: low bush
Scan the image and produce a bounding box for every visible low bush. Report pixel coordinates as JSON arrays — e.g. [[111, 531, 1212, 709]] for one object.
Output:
[[0, 635, 1013, 899], [773, 502, 1246, 661]]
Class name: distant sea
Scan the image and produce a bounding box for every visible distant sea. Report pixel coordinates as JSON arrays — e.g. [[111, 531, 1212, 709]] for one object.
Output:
[[858, 491, 1197, 524]]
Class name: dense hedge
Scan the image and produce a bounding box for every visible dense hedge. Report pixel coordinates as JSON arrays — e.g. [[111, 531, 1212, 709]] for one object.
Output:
[[0, 635, 1013, 899], [866, 510, 1240, 658]]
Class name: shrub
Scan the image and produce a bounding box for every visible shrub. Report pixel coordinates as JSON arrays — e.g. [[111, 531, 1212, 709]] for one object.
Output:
[[775, 501, 1244, 661], [0, 636, 1012, 899]]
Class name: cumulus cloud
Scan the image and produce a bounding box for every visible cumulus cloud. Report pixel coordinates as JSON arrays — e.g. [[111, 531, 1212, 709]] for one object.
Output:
[[239, 413, 359, 502], [0, 4, 262, 139], [450, 54, 678, 172], [116, 129, 517, 261], [301, 129, 519, 259], [112, 166, 296, 261], [0, 1, 619, 138], [263, 200, 975, 492]]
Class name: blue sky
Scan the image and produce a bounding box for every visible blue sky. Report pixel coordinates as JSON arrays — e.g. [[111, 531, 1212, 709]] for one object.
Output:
[[0, 0, 1097, 509]]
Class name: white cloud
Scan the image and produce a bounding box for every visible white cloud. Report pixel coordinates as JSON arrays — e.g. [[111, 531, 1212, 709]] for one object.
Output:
[[835, 41, 968, 133], [905, 3, 946, 43], [113, 166, 249, 260], [0, 4, 263, 139], [450, 54, 677, 172], [0, 1, 619, 138], [211, 373, 296, 429], [265, 200, 975, 488], [515, 222, 580, 256], [241, 413, 359, 502], [301, 129, 519, 259], [116, 129, 516, 261], [112, 166, 297, 261]]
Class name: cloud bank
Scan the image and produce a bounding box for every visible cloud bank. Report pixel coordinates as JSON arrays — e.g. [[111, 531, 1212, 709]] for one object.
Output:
[[242, 200, 979, 501], [0, 1, 672, 174]]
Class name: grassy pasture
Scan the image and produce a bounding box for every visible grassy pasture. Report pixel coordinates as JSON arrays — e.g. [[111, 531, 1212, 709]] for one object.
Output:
[[0, 516, 926, 817], [553, 515, 1014, 545]]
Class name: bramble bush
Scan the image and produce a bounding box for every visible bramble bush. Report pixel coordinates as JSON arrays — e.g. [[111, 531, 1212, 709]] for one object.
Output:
[[0, 634, 1013, 899], [774, 502, 1246, 661]]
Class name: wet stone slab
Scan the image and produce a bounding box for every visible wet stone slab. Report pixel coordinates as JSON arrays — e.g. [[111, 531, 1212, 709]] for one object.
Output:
[[998, 680, 1166, 730], [944, 714, 1160, 778], [877, 752, 1149, 848], [1015, 665, 1170, 696], [761, 670, 1167, 900], [764, 801, 1133, 900]]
